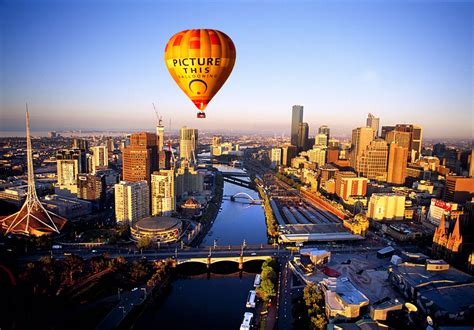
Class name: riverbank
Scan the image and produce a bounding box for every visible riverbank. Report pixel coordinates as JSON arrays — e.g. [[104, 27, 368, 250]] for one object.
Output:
[[256, 183, 279, 240], [189, 171, 224, 247]]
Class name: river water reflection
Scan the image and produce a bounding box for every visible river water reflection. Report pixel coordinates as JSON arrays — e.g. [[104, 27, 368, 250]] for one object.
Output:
[[202, 165, 267, 246], [133, 165, 268, 329]]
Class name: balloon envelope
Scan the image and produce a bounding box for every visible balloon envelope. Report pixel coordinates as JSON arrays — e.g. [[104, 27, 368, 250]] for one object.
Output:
[[164, 29, 236, 112]]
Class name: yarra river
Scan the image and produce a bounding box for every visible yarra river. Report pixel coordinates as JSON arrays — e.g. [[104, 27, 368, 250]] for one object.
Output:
[[134, 166, 268, 329]]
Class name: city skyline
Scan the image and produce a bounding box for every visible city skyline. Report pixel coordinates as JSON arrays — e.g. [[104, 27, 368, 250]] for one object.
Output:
[[1, 1, 472, 138]]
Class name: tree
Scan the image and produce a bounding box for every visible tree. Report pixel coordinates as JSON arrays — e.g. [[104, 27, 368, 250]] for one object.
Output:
[[261, 266, 276, 282], [303, 283, 327, 330], [63, 254, 84, 285], [257, 278, 276, 301], [137, 236, 152, 250], [130, 259, 151, 282]]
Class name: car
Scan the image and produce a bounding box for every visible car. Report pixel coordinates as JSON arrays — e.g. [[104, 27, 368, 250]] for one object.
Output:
[[251, 252, 257, 256], [91, 249, 98, 253], [132, 287, 138, 292]]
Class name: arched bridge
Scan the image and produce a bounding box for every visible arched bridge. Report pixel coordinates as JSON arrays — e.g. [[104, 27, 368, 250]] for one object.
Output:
[[223, 192, 261, 203], [177, 254, 270, 269]]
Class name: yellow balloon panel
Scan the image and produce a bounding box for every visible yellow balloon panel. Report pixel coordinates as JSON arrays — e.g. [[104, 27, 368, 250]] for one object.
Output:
[[164, 29, 236, 111]]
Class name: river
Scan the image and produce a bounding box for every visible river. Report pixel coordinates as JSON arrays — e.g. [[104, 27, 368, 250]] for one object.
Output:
[[134, 165, 268, 329]]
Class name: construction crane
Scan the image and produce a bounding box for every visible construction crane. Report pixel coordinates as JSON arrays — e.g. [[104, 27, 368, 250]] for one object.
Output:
[[152, 102, 162, 126]]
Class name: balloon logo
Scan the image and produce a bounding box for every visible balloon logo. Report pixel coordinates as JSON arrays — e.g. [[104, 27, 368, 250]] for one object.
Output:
[[164, 29, 236, 118]]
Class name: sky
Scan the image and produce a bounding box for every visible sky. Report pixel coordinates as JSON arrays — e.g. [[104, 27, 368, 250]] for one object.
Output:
[[0, 0, 472, 138]]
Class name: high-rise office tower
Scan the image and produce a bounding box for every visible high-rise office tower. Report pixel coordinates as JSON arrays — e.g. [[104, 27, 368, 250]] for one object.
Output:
[[270, 147, 282, 168], [307, 146, 326, 167], [56, 149, 84, 194], [114, 180, 149, 225], [107, 138, 115, 157], [327, 148, 339, 164], [387, 143, 408, 185], [151, 170, 175, 216], [394, 124, 422, 162], [72, 138, 89, 150], [469, 148, 474, 178], [358, 139, 388, 181], [158, 150, 172, 170], [179, 127, 198, 163], [281, 144, 298, 167], [380, 126, 395, 140], [318, 125, 330, 142], [156, 123, 165, 152], [77, 173, 106, 206], [385, 130, 411, 151], [64, 142, 87, 173], [175, 161, 204, 199], [315, 133, 328, 147], [351, 127, 375, 170], [90, 145, 108, 174], [212, 135, 222, 157], [366, 113, 380, 137], [291, 105, 303, 146], [297, 122, 309, 151], [122, 132, 158, 185]]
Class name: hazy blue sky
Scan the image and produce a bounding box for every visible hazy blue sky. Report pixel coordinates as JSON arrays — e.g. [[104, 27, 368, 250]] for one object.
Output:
[[1, 0, 472, 138]]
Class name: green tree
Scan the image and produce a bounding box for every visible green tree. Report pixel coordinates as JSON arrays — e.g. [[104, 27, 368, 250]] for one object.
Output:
[[257, 278, 276, 301], [261, 266, 276, 282]]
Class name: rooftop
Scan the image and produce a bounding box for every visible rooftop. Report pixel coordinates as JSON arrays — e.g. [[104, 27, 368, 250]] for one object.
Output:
[[133, 216, 181, 232]]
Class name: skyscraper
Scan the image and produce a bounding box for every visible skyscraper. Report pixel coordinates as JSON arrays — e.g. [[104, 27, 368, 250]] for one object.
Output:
[[212, 135, 222, 156], [318, 125, 330, 142], [56, 149, 83, 194], [270, 147, 282, 168], [358, 139, 389, 181], [380, 126, 395, 139], [307, 146, 326, 167], [151, 170, 175, 216], [77, 173, 106, 206], [72, 138, 89, 151], [90, 145, 108, 174], [385, 130, 411, 151], [114, 180, 149, 225], [366, 113, 380, 137], [351, 127, 375, 170], [175, 161, 204, 199], [179, 127, 198, 162], [156, 123, 165, 152], [469, 148, 474, 178], [387, 143, 408, 185], [394, 124, 423, 161], [291, 105, 303, 146], [281, 144, 298, 167], [297, 122, 309, 151], [315, 133, 328, 147], [122, 132, 158, 185]]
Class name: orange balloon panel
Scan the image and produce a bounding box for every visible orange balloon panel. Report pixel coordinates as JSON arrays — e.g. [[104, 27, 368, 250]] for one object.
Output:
[[164, 29, 236, 111]]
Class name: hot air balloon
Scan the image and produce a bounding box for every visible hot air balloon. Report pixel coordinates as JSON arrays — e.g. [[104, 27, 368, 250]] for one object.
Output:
[[164, 29, 236, 118]]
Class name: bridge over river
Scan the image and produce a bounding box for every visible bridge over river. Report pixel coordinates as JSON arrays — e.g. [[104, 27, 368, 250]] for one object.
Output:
[[221, 171, 255, 189]]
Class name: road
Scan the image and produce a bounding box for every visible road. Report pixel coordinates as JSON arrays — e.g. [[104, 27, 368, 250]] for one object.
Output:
[[18, 245, 290, 263], [276, 255, 294, 330]]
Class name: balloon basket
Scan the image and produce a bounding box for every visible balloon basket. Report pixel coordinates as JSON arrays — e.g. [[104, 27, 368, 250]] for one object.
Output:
[[197, 112, 206, 119]]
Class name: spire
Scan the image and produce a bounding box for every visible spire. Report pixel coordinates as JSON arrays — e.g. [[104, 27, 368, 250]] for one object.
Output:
[[25, 105, 38, 201], [0, 106, 67, 236]]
